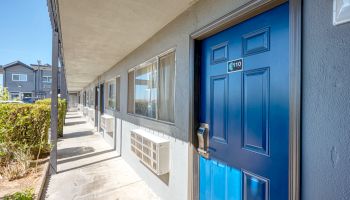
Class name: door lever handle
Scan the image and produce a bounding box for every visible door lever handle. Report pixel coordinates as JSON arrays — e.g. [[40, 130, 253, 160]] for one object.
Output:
[[197, 123, 210, 159]]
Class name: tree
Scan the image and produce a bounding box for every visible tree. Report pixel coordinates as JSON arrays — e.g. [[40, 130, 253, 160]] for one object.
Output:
[[0, 86, 10, 101]]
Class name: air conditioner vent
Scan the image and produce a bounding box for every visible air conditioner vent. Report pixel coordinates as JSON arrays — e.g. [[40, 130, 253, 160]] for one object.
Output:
[[101, 115, 114, 133], [130, 129, 169, 175]]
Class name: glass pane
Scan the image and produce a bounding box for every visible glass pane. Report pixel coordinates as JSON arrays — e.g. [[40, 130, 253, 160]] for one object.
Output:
[[116, 77, 121, 111], [107, 80, 116, 110], [90, 88, 94, 106], [135, 62, 157, 118], [158, 51, 175, 122], [127, 70, 135, 113], [13, 75, 19, 81]]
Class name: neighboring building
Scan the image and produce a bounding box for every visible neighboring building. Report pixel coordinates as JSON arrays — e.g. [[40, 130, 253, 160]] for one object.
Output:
[[3, 61, 36, 100], [2, 61, 59, 100], [31, 63, 53, 99], [0, 65, 3, 88], [49, 0, 350, 200]]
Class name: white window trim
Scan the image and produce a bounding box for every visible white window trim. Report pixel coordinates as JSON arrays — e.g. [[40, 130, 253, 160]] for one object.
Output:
[[12, 74, 27, 82], [127, 48, 176, 124], [42, 76, 52, 83], [106, 78, 117, 111]]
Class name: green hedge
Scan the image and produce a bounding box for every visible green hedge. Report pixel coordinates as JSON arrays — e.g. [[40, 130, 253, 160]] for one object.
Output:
[[35, 98, 67, 137], [0, 104, 51, 156]]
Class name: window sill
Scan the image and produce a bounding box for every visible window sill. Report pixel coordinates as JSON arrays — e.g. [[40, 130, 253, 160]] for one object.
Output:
[[126, 112, 175, 126]]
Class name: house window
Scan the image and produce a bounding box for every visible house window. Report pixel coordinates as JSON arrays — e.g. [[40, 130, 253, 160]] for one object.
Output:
[[127, 69, 135, 113], [116, 76, 121, 111], [12, 74, 27, 81], [83, 91, 87, 106], [158, 51, 175, 122], [106, 80, 116, 110], [42, 76, 52, 83], [10, 92, 19, 100], [135, 60, 157, 118], [23, 93, 32, 98], [127, 50, 175, 123], [89, 88, 94, 107]]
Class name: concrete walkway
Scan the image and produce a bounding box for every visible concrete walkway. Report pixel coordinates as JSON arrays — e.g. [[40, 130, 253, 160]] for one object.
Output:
[[42, 112, 159, 200]]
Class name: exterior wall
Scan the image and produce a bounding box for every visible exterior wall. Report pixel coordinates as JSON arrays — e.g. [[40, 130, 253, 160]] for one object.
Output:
[[4, 64, 35, 96], [302, 0, 350, 199], [0, 67, 3, 88], [36, 68, 52, 98], [87, 0, 250, 199]]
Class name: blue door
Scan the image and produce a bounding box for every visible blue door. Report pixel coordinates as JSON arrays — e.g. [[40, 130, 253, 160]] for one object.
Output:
[[199, 3, 289, 200]]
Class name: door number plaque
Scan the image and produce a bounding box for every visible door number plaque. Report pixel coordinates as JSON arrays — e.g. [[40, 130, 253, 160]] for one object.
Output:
[[227, 58, 243, 73]]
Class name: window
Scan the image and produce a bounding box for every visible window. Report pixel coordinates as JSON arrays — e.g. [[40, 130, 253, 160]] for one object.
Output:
[[89, 88, 94, 106], [158, 51, 175, 122], [116, 76, 121, 111], [12, 74, 27, 81], [127, 69, 135, 113], [42, 76, 52, 83], [23, 93, 32, 98], [135, 60, 157, 118], [10, 92, 19, 100], [106, 80, 116, 110], [83, 91, 87, 106], [127, 50, 175, 123]]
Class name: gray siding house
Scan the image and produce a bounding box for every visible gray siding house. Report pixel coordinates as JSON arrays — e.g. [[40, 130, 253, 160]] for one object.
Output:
[[2, 61, 58, 100], [32, 64, 53, 99], [3, 61, 36, 99], [0, 65, 3, 88]]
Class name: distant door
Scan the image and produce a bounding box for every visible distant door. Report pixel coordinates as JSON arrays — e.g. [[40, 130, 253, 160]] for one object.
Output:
[[199, 3, 289, 200], [95, 86, 98, 127], [100, 84, 104, 114]]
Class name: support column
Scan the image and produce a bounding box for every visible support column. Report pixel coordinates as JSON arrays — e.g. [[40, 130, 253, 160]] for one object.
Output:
[[49, 31, 59, 175], [60, 64, 67, 100]]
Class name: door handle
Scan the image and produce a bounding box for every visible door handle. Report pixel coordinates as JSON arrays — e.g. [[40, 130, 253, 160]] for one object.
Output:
[[197, 123, 210, 159]]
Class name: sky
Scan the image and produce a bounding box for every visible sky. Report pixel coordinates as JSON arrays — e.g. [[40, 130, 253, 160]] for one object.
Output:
[[0, 0, 52, 66]]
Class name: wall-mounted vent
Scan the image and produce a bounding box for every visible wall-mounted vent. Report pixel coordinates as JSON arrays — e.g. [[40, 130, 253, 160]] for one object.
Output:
[[88, 108, 95, 121], [101, 114, 114, 133], [83, 107, 88, 116], [130, 129, 170, 175]]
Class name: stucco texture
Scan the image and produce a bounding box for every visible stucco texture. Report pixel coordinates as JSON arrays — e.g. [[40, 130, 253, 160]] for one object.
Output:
[[302, 0, 350, 199]]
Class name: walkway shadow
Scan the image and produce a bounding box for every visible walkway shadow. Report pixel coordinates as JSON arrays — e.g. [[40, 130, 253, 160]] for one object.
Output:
[[58, 156, 120, 174], [65, 121, 86, 126], [65, 116, 82, 119], [57, 146, 95, 159], [57, 149, 115, 164], [62, 131, 94, 139]]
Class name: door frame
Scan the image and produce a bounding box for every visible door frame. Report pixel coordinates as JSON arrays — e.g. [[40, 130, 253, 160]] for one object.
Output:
[[188, 0, 301, 199], [95, 85, 99, 127]]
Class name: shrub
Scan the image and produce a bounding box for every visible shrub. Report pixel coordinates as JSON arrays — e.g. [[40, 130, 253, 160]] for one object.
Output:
[[0, 144, 31, 180], [35, 98, 67, 137], [4, 188, 35, 200], [0, 104, 51, 156]]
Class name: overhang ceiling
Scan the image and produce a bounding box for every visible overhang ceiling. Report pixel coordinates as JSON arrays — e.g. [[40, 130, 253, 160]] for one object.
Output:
[[58, 0, 197, 91]]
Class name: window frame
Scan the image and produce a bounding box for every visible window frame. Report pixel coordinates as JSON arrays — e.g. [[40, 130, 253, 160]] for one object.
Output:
[[12, 74, 27, 82], [127, 48, 176, 124], [42, 76, 52, 83], [115, 76, 121, 112], [105, 78, 117, 111]]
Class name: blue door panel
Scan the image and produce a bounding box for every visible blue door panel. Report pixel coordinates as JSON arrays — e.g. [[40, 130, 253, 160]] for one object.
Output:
[[200, 156, 241, 200], [200, 3, 289, 200]]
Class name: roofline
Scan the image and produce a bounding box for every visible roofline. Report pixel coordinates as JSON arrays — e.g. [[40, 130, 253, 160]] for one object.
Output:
[[3, 61, 34, 71]]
